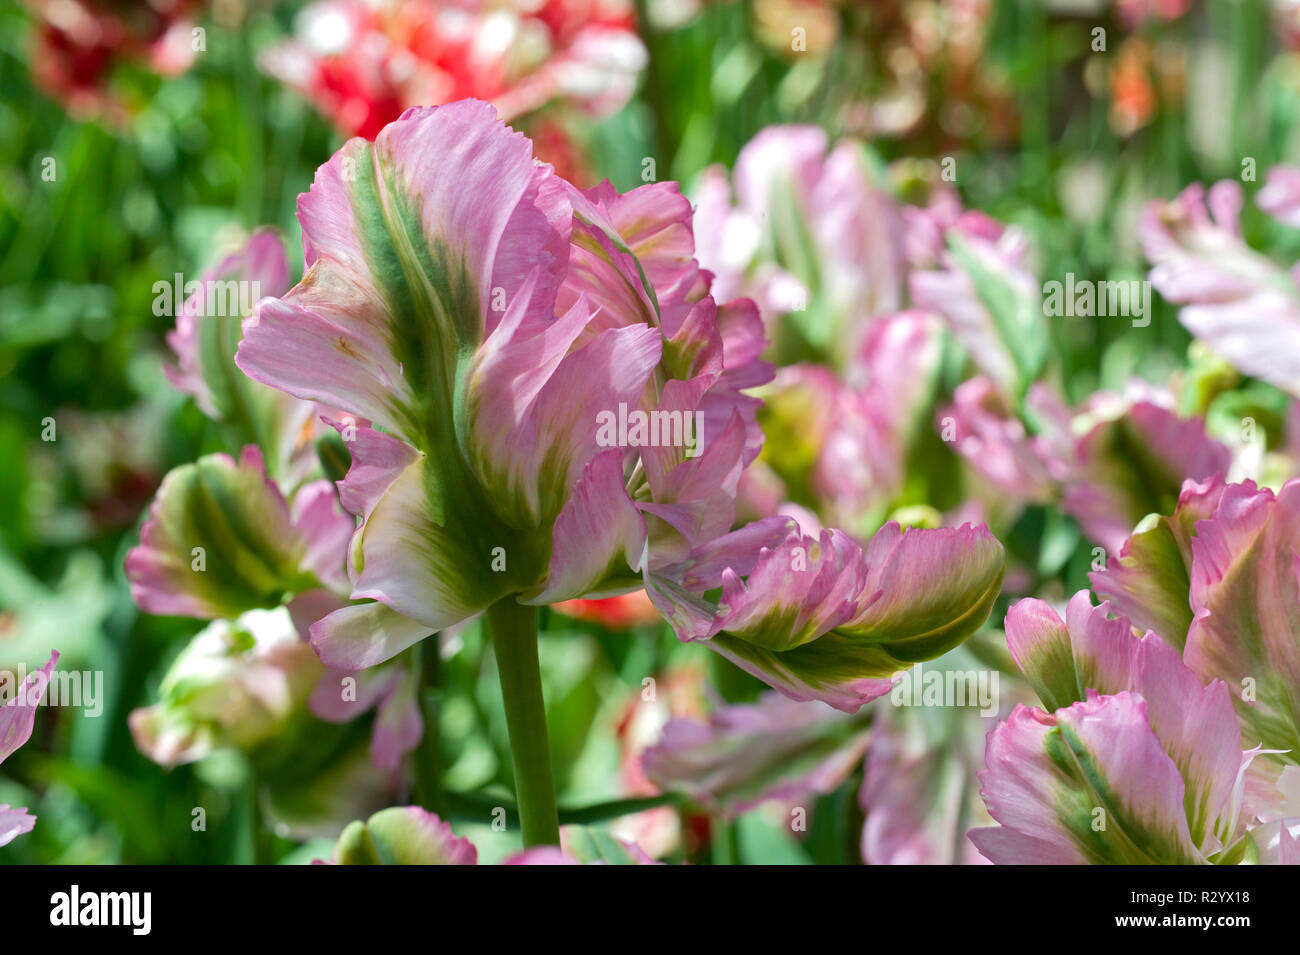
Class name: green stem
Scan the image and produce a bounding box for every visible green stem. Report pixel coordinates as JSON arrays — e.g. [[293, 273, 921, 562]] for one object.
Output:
[[249, 772, 273, 865], [488, 599, 560, 847], [413, 640, 446, 817]]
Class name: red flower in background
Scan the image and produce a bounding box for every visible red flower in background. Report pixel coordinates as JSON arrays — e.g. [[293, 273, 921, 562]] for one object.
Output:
[[552, 590, 663, 630], [261, 0, 645, 147], [24, 0, 199, 120]]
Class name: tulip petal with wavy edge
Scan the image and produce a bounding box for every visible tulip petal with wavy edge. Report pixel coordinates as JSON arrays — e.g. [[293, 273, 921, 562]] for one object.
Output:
[[1090, 474, 1226, 650], [935, 380, 1231, 552], [970, 691, 1206, 864], [328, 807, 477, 865], [1, 650, 57, 764], [1004, 592, 1245, 851], [642, 692, 870, 816], [238, 103, 572, 639], [1184, 478, 1300, 759], [241, 104, 566, 639], [125, 446, 348, 620], [1141, 179, 1300, 398], [649, 521, 1004, 713]]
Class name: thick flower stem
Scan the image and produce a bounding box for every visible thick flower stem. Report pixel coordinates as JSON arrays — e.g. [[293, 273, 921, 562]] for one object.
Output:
[[488, 599, 560, 847]]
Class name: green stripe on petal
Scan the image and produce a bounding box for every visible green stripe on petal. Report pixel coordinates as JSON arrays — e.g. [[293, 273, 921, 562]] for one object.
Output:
[[125, 447, 315, 619]]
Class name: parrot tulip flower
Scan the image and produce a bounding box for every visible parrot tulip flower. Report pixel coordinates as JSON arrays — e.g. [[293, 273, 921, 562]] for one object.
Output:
[[233, 99, 768, 671], [231, 97, 1008, 691], [235, 99, 1006, 844], [939, 377, 1231, 552], [1093, 475, 1300, 762], [1183, 479, 1300, 760], [971, 592, 1293, 864]]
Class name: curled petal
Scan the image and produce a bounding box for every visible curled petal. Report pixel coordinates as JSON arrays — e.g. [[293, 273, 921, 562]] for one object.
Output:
[[125, 447, 313, 619], [652, 520, 1004, 713], [971, 693, 1203, 864], [1004, 592, 1245, 850]]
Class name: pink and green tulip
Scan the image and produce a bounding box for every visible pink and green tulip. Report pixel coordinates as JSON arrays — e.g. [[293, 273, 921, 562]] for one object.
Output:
[[972, 591, 1290, 864], [235, 101, 770, 671], [228, 99, 1008, 844], [646, 520, 1005, 713], [1093, 475, 1300, 761]]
